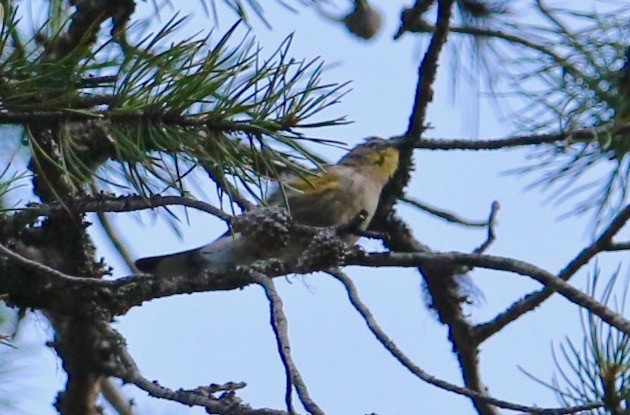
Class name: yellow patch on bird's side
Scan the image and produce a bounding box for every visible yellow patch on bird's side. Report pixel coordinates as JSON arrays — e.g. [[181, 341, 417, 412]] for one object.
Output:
[[285, 171, 342, 195]]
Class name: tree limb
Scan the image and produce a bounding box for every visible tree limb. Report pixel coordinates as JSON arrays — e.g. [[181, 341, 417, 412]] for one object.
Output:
[[604, 241, 630, 251], [109, 325, 292, 415], [410, 123, 630, 151], [365, 214, 498, 415], [249, 271, 324, 415], [354, 252, 630, 336], [400, 196, 491, 227], [327, 269, 602, 415], [475, 204, 630, 342], [7, 194, 233, 226]]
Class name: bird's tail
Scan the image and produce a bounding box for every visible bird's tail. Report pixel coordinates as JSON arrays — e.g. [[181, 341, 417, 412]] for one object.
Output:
[[135, 247, 205, 278]]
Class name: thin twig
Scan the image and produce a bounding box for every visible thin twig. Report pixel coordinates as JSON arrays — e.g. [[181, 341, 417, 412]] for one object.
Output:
[[475, 204, 630, 342], [95, 211, 137, 272], [131, 377, 292, 415], [201, 164, 255, 211], [400, 196, 490, 227], [249, 271, 324, 415], [558, 207, 630, 280], [0, 242, 97, 284], [473, 201, 500, 254], [100, 378, 135, 415], [410, 123, 630, 151], [89, 183, 137, 272], [111, 333, 291, 415], [399, 22, 615, 105], [605, 241, 630, 251], [254, 271, 293, 414], [9, 194, 232, 224], [327, 269, 602, 415]]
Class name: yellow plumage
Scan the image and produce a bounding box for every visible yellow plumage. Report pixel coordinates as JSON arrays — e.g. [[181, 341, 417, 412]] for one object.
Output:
[[135, 137, 400, 277]]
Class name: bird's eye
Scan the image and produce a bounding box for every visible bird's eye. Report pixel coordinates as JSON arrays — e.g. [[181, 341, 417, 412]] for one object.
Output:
[[366, 140, 378, 148]]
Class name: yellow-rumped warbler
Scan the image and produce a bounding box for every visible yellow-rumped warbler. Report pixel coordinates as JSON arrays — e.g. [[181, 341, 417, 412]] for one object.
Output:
[[134, 137, 400, 277]]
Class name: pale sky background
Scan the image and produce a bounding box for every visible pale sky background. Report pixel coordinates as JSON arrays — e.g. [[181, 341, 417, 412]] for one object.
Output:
[[3, 1, 629, 414]]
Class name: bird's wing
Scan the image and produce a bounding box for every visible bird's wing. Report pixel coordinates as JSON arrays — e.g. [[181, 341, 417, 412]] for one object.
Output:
[[267, 167, 356, 228], [135, 167, 360, 277]]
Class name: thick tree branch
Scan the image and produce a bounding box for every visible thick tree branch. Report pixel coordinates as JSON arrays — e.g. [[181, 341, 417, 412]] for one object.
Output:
[[327, 269, 602, 415], [354, 252, 630, 336], [475, 204, 630, 342], [0, 110, 296, 136], [3, 232, 614, 415], [377, 0, 456, 215], [49, 315, 106, 415], [5, 230, 630, 336], [374, 7, 490, 409]]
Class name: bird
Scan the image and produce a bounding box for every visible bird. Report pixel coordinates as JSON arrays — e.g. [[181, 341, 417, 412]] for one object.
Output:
[[134, 137, 401, 278]]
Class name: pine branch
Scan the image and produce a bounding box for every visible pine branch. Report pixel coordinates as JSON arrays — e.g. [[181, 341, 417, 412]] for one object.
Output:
[[475, 204, 630, 342], [400, 196, 491, 227], [7, 194, 232, 226], [394, 2, 629, 224], [353, 252, 630, 336], [410, 123, 630, 151], [605, 241, 630, 251], [364, 213, 499, 415], [537, 270, 629, 414], [96, 319, 291, 415], [327, 269, 603, 415], [249, 271, 324, 415], [0, 16, 348, 202]]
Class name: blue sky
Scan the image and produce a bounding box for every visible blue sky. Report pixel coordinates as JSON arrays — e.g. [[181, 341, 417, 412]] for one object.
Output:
[[6, 1, 629, 414]]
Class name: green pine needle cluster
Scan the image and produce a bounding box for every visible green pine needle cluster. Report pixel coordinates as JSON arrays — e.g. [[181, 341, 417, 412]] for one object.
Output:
[[518, 268, 629, 415], [0, 3, 348, 205], [551, 270, 628, 415], [486, 1, 629, 227]]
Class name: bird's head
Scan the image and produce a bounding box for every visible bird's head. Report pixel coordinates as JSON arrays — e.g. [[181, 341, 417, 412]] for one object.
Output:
[[339, 137, 400, 182]]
